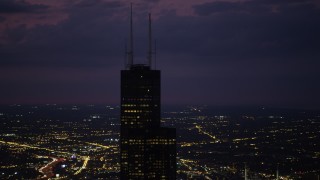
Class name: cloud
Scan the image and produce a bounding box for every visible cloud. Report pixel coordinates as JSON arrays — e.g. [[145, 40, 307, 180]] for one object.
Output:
[[193, 0, 318, 16], [0, 16, 5, 22], [151, 0, 320, 62], [1, 0, 320, 67], [0, 0, 320, 107], [0, 0, 48, 14], [75, 0, 124, 8], [0, 1, 128, 68]]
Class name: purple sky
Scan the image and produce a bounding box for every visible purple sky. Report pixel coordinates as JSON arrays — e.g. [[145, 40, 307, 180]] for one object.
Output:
[[1, 0, 320, 108]]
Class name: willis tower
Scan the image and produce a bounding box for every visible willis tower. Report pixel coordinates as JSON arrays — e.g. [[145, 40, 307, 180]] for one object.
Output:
[[120, 4, 176, 180]]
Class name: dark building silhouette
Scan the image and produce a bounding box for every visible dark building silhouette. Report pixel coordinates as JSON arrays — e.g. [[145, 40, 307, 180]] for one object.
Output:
[[120, 5, 176, 180]]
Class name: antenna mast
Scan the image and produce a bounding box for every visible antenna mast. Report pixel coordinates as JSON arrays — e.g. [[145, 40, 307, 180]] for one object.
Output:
[[124, 40, 127, 69], [154, 39, 157, 69], [127, 3, 134, 69], [244, 163, 248, 180], [276, 165, 279, 180], [148, 13, 152, 68]]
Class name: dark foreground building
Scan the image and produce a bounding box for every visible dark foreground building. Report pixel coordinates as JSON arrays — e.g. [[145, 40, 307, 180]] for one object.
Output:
[[120, 5, 176, 180]]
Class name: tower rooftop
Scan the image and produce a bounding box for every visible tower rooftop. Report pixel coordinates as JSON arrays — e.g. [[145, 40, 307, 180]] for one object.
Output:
[[130, 64, 150, 70]]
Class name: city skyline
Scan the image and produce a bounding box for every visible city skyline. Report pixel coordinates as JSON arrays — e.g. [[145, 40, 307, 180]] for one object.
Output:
[[0, 104, 319, 179], [1, 0, 320, 108]]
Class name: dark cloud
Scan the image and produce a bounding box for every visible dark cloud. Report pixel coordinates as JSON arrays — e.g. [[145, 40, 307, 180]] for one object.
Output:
[[0, 2, 128, 68], [0, 16, 5, 22], [0, 0, 48, 14], [152, 0, 320, 62], [154, 1, 320, 107], [193, 0, 317, 15], [5, 24, 28, 43], [0, 1, 319, 108], [75, 0, 124, 8], [140, 0, 160, 4]]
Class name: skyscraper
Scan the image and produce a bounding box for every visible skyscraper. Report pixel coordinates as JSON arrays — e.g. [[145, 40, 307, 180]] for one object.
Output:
[[120, 5, 176, 180]]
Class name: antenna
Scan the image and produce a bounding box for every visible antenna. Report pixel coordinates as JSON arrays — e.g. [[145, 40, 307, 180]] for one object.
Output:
[[124, 39, 127, 69], [127, 3, 134, 69], [154, 39, 157, 69], [244, 163, 248, 180], [276, 164, 279, 180], [148, 13, 152, 68]]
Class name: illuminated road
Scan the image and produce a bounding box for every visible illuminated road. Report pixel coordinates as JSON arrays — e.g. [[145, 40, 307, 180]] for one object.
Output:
[[0, 139, 102, 176], [180, 158, 207, 178], [195, 125, 217, 141], [39, 157, 58, 179], [74, 156, 90, 175], [0, 140, 72, 156], [180, 159, 194, 171], [84, 142, 116, 149]]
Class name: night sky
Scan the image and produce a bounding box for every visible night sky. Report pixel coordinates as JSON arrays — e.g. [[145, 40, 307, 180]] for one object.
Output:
[[0, 0, 320, 108]]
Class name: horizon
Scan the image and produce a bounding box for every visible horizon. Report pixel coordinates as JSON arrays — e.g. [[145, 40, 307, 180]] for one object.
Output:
[[1, 103, 320, 111]]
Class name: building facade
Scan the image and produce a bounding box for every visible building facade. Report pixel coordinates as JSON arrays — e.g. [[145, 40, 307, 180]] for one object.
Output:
[[120, 65, 176, 179]]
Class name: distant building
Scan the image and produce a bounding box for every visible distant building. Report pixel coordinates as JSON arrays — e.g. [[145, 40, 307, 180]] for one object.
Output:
[[120, 4, 176, 180]]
